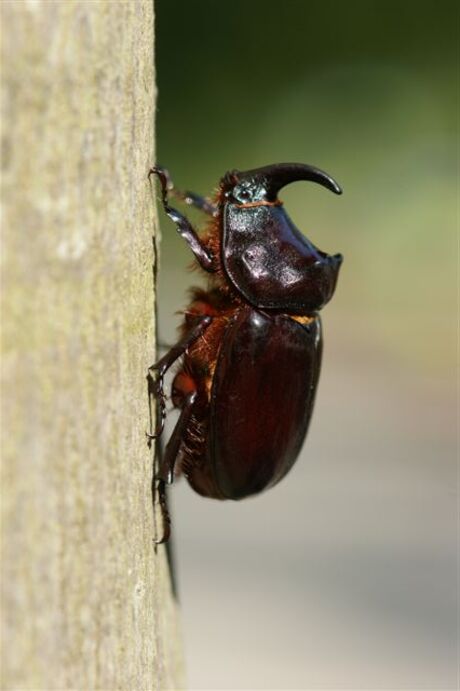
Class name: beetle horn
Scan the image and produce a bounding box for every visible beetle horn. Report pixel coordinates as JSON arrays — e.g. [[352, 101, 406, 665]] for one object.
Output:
[[236, 162, 342, 200]]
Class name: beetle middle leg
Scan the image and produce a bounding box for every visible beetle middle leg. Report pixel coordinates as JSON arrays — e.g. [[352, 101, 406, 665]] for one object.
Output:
[[147, 315, 213, 440], [149, 166, 217, 272], [174, 190, 218, 217]]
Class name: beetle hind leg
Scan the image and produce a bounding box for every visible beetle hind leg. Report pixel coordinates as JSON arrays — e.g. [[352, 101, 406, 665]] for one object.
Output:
[[157, 390, 198, 484], [154, 384, 200, 544], [155, 480, 171, 545], [153, 435, 171, 545]]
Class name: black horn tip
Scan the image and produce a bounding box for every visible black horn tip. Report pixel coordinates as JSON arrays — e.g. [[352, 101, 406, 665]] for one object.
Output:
[[331, 180, 343, 195], [302, 165, 343, 196]]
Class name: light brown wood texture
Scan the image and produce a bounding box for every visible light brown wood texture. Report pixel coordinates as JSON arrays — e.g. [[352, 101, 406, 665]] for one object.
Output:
[[1, 1, 184, 688]]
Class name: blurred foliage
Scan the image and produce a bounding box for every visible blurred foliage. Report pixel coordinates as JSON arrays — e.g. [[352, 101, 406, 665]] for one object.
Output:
[[155, 0, 457, 375]]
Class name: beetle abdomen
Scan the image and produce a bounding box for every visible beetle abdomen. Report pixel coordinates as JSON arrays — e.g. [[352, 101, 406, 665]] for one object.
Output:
[[208, 307, 322, 499]]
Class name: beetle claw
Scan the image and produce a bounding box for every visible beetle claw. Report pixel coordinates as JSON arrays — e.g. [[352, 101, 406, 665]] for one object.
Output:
[[148, 166, 171, 206]]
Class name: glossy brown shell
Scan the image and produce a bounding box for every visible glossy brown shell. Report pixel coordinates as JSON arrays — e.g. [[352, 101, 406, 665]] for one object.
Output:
[[204, 307, 322, 499], [222, 204, 341, 313]]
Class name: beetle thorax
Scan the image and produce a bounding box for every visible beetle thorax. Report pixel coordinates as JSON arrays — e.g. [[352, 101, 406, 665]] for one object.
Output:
[[221, 203, 341, 314]]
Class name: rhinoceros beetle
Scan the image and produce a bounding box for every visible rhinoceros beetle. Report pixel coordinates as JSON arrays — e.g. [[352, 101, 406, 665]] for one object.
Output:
[[148, 162, 343, 543]]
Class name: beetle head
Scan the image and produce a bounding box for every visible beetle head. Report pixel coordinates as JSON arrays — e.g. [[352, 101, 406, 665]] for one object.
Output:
[[222, 162, 342, 204], [220, 163, 343, 314]]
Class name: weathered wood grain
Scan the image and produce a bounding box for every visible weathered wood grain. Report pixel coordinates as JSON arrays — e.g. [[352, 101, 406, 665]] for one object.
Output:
[[1, 1, 184, 688]]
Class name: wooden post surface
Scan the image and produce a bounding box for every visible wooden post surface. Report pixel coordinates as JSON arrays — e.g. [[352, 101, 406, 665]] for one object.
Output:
[[1, 1, 184, 688]]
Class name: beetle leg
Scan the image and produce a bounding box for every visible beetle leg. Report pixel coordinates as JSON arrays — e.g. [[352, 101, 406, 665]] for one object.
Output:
[[154, 390, 197, 545], [158, 390, 197, 484], [149, 166, 217, 272], [155, 479, 171, 545], [146, 373, 167, 444], [147, 315, 212, 439], [152, 434, 170, 545], [153, 442, 178, 589], [172, 189, 218, 218], [150, 165, 218, 217]]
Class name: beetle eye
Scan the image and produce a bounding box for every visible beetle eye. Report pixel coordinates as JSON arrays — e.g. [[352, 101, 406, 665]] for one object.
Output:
[[234, 185, 252, 203]]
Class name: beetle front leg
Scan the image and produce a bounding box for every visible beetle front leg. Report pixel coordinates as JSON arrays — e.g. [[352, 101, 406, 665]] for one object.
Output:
[[151, 165, 218, 217], [147, 315, 212, 440], [149, 166, 217, 272], [156, 167, 218, 217]]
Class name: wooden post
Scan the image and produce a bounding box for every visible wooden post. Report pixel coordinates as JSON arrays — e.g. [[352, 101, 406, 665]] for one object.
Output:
[[1, 2, 184, 688]]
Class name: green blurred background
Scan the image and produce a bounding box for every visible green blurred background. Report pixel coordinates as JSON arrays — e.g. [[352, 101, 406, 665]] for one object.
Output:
[[155, 1, 457, 688]]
